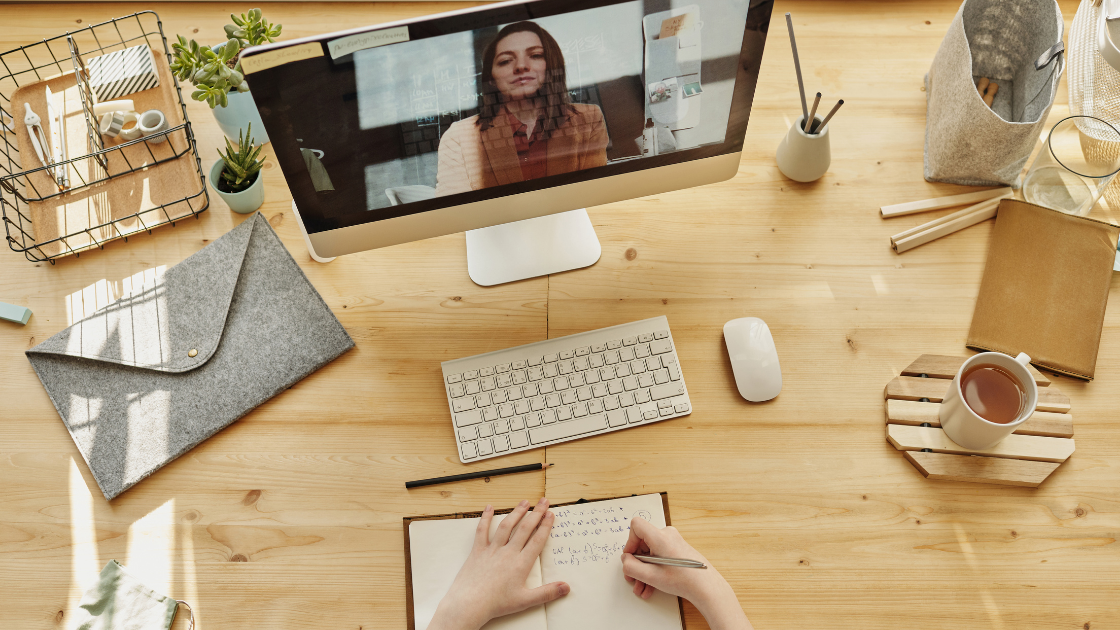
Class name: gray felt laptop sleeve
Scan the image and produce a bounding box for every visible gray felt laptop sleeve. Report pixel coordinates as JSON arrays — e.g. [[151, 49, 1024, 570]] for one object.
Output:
[[26, 213, 355, 500]]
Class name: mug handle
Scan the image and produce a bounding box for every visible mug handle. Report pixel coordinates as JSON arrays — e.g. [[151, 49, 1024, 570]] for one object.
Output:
[[1015, 352, 1032, 366]]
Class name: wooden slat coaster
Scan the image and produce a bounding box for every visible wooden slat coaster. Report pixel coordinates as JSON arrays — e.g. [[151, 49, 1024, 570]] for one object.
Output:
[[884, 354, 1074, 487]]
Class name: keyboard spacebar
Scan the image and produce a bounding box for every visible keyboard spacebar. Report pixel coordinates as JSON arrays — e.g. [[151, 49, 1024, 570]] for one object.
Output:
[[529, 415, 608, 444]]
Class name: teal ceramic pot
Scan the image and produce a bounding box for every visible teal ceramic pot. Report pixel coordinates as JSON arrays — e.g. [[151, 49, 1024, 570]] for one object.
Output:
[[210, 43, 270, 144], [209, 159, 264, 214]]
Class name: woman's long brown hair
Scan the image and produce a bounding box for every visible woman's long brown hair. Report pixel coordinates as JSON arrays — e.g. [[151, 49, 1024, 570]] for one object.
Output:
[[477, 21, 572, 140]]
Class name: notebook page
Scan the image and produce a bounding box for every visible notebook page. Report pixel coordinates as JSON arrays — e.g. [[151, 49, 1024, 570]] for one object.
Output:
[[409, 514, 547, 630], [541, 494, 683, 630]]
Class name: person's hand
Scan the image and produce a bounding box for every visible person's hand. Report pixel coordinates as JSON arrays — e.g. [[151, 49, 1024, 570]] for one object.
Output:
[[621, 518, 752, 630], [428, 498, 570, 630]]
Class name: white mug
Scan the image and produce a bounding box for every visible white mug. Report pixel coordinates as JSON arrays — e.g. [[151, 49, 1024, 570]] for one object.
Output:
[[939, 352, 1038, 450]]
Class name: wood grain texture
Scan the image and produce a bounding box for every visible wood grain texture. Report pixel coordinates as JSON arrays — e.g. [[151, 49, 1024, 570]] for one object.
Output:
[[884, 376, 1072, 412], [885, 399, 1074, 438], [902, 451, 1060, 487], [886, 425, 1075, 463], [900, 353, 1051, 386], [2, 2, 1119, 630]]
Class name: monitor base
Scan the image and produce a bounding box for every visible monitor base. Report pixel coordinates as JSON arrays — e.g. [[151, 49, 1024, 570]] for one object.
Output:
[[466, 209, 601, 286], [291, 201, 336, 263]]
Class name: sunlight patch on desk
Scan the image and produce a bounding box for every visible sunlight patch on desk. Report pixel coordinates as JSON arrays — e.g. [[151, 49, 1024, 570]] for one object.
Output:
[[871, 274, 890, 295], [124, 499, 176, 596], [69, 457, 100, 600]]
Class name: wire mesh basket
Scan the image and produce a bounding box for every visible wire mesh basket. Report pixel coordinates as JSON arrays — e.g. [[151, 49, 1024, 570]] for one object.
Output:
[[0, 11, 208, 263]]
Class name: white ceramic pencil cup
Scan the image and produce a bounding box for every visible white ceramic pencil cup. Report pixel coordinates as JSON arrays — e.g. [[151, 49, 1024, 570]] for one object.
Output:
[[776, 115, 830, 182]]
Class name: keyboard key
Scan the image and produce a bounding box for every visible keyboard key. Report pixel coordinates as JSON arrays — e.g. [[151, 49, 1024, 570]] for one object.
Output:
[[638, 373, 655, 388], [650, 382, 685, 400], [654, 330, 669, 339], [568, 373, 585, 387], [496, 374, 512, 388], [496, 363, 511, 373], [553, 377, 569, 391], [650, 339, 673, 354], [530, 396, 546, 411], [646, 356, 662, 371], [576, 386, 593, 401], [455, 409, 483, 427], [631, 360, 647, 375], [528, 366, 544, 381], [453, 397, 476, 413], [477, 439, 494, 456], [668, 362, 681, 381], [589, 354, 604, 368], [558, 360, 574, 374], [459, 427, 477, 442], [461, 442, 478, 459], [618, 392, 636, 406], [604, 395, 620, 411], [510, 430, 529, 448], [465, 381, 481, 395], [660, 406, 674, 417], [619, 347, 636, 362], [622, 376, 639, 391], [584, 370, 600, 384], [447, 373, 463, 383], [480, 377, 496, 391], [560, 350, 575, 360], [556, 405, 573, 421], [528, 356, 543, 366], [476, 393, 492, 407], [640, 402, 658, 415], [634, 389, 652, 404], [604, 350, 619, 365], [588, 398, 605, 414], [465, 370, 480, 379], [478, 423, 494, 437], [449, 384, 466, 398], [480, 367, 494, 377], [576, 346, 591, 356], [495, 419, 510, 433], [624, 336, 637, 346], [675, 403, 690, 413], [543, 363, 559, 378], [607, 339, 622, 349], [544, 353, 558, 363], [530, 414, 608, 444], [510, 416, 525, 431], [491, 390, 507, 404], [512, 371, 527, 385], [572, 402, 589, 417], [635, 344, 651, 359], [573, 357, 590, 371], [657, 400, 673, 409], [592, 383, 609, 397], [526, 414, 542, 428], [599, 367, 614, 381], [498, 403, 515, 418], [561, 390, 578, 405], [545, 394, 561, 408], [494, 435, 510, 452], [592, 343, 607, 353], [513, 360, 528, 370], [607, 409, 627, 427], [607, 379, 624, 395], [515, 400, 532, 414], [654, 369, 670, 385], [643, 410, 659, 420], [538, 380, 555, 395], [541, 410, 557, 424], [615, 363, 631, 378], [626, 407, 643, 424], [523, 383, 538, 397], [506, 387, 523, 401], [639, 333, 654, 343]]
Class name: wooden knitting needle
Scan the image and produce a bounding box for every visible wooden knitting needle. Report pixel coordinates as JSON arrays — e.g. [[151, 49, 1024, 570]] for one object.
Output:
[[805, 92, 821, 132], [880, 187, 1013, 218], [891, 197, 1002, 253]]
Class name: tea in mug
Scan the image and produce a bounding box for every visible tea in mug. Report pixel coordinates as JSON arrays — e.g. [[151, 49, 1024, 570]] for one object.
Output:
[[960, 364, 1026, 424]]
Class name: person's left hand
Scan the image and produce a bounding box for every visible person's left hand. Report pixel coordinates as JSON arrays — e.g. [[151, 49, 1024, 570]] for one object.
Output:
[[428, 498, 570, 630]]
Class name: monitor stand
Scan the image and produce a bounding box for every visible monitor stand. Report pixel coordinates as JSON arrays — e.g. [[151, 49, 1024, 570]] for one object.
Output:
[[291, 201, 336, 264], [466, 208, 601, 286]]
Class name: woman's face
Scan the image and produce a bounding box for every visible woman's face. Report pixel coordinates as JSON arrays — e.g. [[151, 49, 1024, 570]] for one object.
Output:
[[491, 31, 548, 100]]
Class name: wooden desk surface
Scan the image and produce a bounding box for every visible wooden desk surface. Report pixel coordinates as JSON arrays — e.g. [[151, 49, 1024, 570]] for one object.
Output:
[[2, 2, 1117, 628]]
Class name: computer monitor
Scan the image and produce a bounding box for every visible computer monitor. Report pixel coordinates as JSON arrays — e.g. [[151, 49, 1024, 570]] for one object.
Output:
[[240, 0, 773, 284]]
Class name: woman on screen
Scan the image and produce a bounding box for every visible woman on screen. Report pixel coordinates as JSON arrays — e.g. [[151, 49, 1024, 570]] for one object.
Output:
[[435, 21, 609, 196]]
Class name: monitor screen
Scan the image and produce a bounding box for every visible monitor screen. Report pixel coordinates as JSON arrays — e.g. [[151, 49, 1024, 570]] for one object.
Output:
[[244, 0, 770, 235]]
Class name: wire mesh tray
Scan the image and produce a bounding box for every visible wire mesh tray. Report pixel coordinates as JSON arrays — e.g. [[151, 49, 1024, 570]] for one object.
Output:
[[0, 11, 208, 263]]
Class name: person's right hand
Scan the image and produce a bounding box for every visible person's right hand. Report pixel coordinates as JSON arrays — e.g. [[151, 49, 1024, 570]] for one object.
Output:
[[620, 518, 752, 630]]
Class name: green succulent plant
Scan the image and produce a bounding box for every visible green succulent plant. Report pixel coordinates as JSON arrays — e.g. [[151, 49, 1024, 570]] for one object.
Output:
[[169, 9, 282, 109], [216, 123, 265, 193]]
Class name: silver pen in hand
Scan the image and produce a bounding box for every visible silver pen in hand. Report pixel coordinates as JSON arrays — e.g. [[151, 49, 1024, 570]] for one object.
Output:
[[633, 554, 707, 569]]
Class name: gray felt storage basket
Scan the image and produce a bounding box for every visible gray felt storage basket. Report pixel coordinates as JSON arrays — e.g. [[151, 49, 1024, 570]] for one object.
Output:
[[924, 0, 1064, 187]]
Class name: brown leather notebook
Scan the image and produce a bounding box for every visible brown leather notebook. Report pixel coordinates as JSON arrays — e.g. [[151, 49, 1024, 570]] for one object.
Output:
[[403, 492, 683, 630], [967, 199, 1119, 380]]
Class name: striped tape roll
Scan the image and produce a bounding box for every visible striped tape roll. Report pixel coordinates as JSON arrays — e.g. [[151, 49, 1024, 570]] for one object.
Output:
[[99, 111, 125, 139], [87, 45, 160, 103]]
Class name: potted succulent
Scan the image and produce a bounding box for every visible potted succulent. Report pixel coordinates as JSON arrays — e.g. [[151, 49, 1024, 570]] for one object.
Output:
[[170, 9, 281, 143], [209, 123, 266, 213]]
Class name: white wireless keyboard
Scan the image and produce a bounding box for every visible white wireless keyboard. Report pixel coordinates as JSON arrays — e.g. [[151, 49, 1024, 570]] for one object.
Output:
[[441, 316, 691, 462]]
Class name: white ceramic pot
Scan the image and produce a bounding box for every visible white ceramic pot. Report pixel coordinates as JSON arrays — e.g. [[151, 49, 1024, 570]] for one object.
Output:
[[776, 115, 830, 182], [209, 160, 264, 214], [210, 42, 269, 144]]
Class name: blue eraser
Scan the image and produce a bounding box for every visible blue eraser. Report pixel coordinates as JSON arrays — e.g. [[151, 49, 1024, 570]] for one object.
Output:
[[0, 301, 32, 325]]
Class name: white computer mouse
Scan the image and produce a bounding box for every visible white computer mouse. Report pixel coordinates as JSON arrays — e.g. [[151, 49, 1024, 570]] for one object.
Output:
[[723, 317, 782, 402]]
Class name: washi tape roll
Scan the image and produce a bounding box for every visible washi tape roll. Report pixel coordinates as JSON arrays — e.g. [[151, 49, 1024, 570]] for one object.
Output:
[[99, 111, 125, 139], [118, 112, 142, 141], [138, 109, 167, 143], [92, 99, 135, 118]]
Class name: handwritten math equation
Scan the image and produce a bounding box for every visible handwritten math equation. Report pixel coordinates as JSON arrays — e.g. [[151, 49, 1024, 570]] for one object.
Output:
[[550, 505, 630, 541], [549, 541, 627, 567]]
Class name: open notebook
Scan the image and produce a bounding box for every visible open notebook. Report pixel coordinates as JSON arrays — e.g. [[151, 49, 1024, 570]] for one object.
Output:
[[405, 493, 684, 630]]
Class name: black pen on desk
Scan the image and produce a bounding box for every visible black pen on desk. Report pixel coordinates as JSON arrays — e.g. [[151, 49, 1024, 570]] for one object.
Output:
[[634, 554, 708, 569], [405, 462, 553, 489]]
